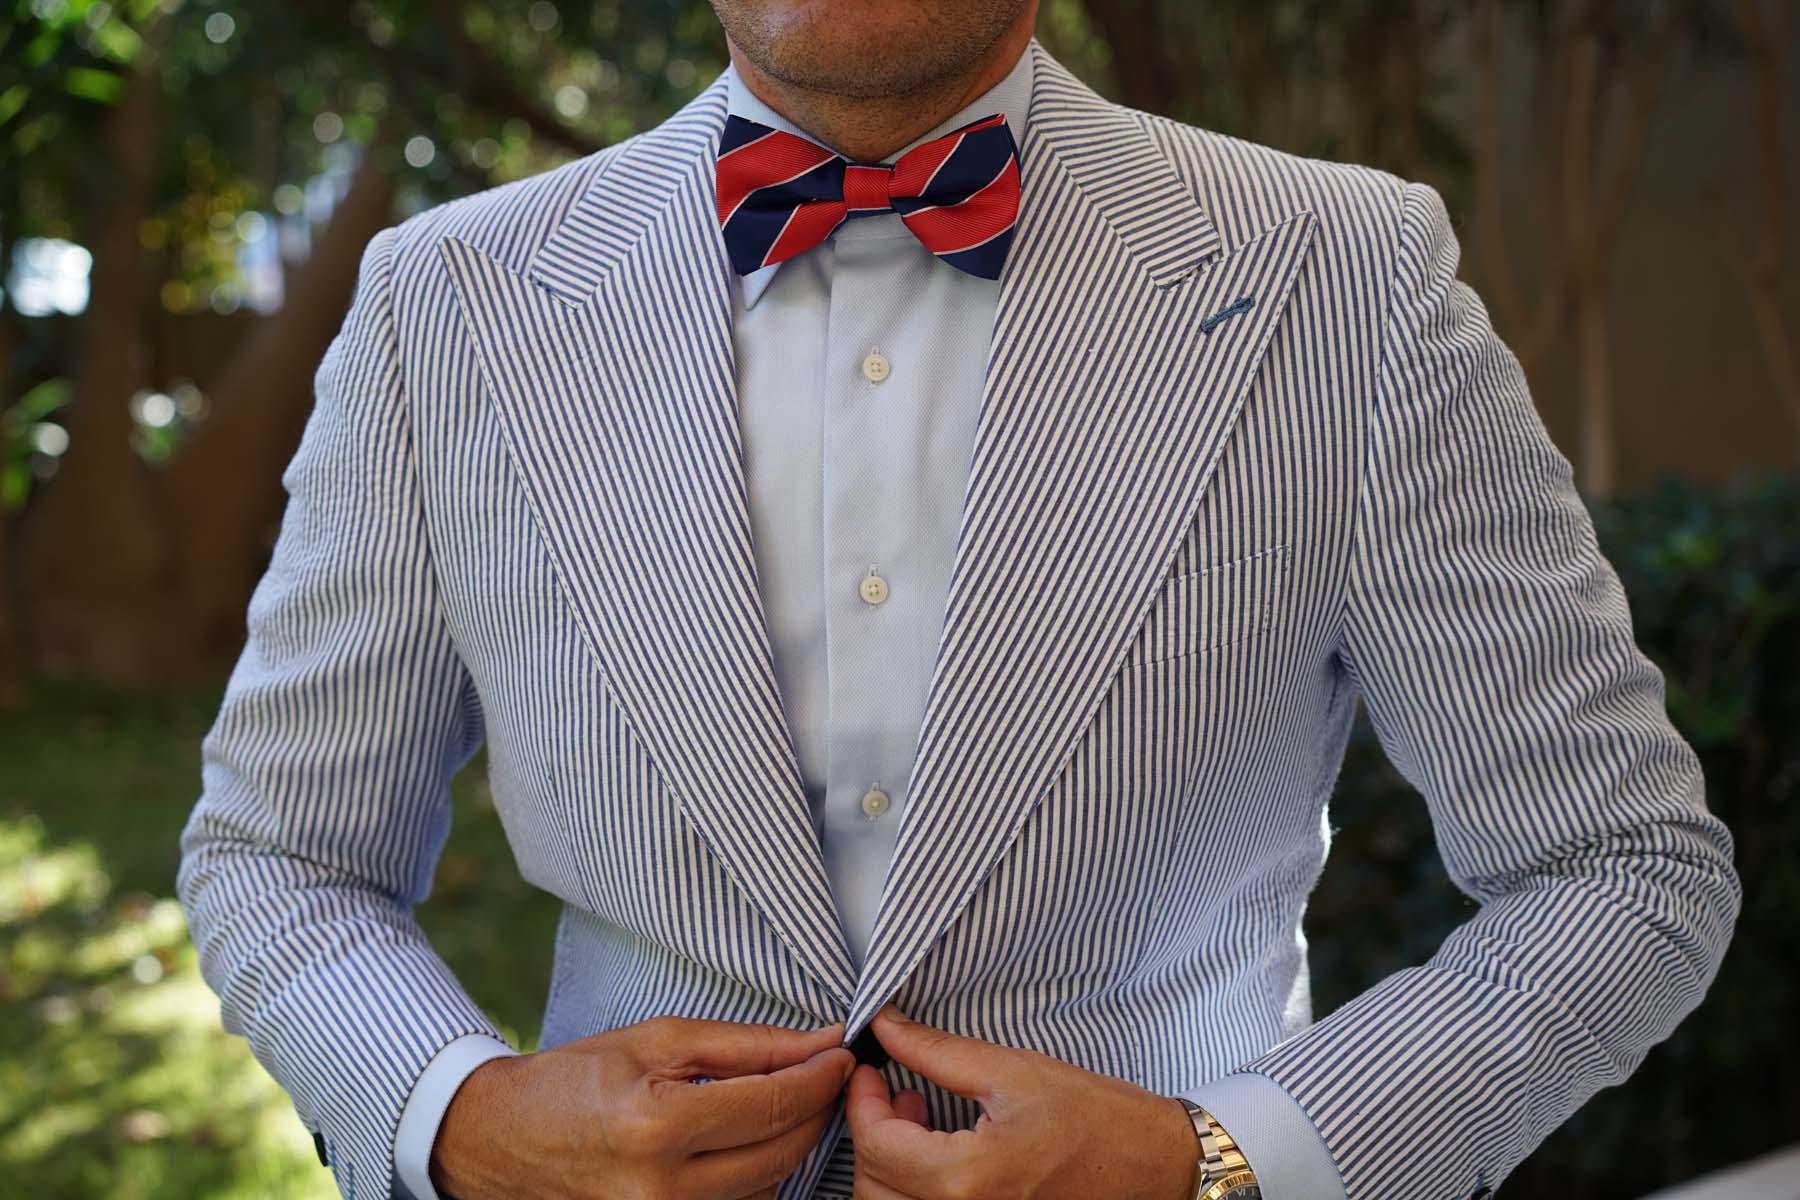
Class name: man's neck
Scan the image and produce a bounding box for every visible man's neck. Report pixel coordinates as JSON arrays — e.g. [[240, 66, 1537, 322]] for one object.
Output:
[[724, 22, 1035, 163]]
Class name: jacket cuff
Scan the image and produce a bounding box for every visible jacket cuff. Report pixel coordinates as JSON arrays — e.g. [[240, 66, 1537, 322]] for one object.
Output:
[[1180, 1071, 1345, 1200]]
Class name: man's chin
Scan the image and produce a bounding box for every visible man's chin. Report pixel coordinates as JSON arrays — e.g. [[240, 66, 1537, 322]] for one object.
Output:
[[715, 0, 1029, 99], [750, 34, 951, 99]]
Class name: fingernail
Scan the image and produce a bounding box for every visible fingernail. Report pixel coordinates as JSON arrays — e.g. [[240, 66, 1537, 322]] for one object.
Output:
[[879, 1002, 910, 1023]]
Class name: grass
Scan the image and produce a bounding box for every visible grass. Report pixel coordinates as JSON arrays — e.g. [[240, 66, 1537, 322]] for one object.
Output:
[[0, 679, 562, 1199]]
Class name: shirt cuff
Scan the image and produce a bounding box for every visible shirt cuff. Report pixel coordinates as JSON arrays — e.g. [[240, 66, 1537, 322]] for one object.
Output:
[[1179, 1071, 1346, 1200], [394, 1033, 520, 1200]]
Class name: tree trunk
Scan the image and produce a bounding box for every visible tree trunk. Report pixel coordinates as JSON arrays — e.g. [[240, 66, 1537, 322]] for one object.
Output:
[[0, 314, 21, 704], [1737, 0, 1800, 457], [158, 141, 397, 672], [1078, 0, 1182, 116], [1563, 30, 1614, 499], [1474, 0, 1528, 333], [14, 19, 171, 683]]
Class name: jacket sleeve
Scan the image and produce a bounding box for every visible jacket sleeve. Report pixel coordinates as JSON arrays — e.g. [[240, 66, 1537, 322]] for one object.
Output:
[[175, 223, 509, 1199], [1240, 181, 1742, 1199]]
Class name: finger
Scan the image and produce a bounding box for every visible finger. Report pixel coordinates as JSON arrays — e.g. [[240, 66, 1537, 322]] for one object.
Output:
[[683, 1093, 837, 1198], [868, 1005, 1005, 1103], [845, 1063, 962, 1185], [892, 1087, 929, 1128], [651, 1016, 846, 1079], [843, 1061, 896, 1129], [674, 1044, 855, 1152]]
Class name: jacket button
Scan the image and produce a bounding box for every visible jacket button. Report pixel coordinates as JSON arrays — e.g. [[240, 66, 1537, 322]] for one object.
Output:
[[850, 1023, 890, 1070]]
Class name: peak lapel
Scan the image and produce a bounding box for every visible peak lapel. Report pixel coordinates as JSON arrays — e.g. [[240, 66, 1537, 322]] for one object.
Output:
[[438, 74, 859, 1011], [846, 44, 1320, 1032]]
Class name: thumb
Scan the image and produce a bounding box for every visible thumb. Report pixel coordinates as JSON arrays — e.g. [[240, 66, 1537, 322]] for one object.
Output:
[[868, 1004, 1006, 1102], [845, 1063, 938, 1174]]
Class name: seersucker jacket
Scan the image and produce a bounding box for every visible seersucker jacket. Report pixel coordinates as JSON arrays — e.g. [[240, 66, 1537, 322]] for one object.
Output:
[[176, 37, 1741, 1200]]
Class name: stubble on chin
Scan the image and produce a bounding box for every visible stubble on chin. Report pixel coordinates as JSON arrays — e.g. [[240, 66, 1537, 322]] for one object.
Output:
[[714, 0, 1028, 101]]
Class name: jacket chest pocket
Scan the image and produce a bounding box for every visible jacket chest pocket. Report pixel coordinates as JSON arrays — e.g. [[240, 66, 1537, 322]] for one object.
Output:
[[1125, 542, 1293, 667]]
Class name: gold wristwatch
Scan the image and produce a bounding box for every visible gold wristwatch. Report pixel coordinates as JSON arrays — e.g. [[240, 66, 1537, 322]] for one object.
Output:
[[1175, 1098, 1261, 1200]]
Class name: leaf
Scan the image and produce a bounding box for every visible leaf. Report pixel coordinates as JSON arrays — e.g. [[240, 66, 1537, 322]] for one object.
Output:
[[0, 85, 27, 129], [86, 18, 144, 67], [15, 378, 74, 424], [62, 66, 124, 104]]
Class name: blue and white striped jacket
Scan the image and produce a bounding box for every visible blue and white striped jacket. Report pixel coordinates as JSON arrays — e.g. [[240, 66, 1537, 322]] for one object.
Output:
[[176, 39, 1741, 1200]]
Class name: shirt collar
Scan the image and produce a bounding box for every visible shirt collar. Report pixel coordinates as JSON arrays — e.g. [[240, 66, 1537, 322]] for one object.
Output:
[[723, 44, 1035, 310]]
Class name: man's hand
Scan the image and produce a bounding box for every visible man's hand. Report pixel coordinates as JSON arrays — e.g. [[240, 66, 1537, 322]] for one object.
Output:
[[428, 1014, 855, 1200], [847, 1004, 1201, 1199]]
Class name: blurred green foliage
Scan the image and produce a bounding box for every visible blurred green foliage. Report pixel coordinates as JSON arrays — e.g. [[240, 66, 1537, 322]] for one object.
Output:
[[0, 376, 69, 510], [0, 682, 560, 1199], [0, 0, 731, 275]]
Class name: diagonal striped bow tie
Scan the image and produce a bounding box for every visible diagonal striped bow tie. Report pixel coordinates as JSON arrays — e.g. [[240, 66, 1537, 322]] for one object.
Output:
[[714, 111, 1022, 280]]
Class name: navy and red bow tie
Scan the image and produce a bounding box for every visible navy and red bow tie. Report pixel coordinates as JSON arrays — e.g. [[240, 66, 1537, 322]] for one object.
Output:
[[715, 111, 1022, 280]]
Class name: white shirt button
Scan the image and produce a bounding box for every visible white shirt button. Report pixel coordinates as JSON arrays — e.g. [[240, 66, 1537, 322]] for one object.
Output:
[[861, 352, 891, 383], [859, 573, 889, 605], [861, 787, 891, 818]]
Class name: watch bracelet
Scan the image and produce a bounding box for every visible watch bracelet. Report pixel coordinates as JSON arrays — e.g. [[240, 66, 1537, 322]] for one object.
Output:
[[1175, 1097, 1254, 1199]]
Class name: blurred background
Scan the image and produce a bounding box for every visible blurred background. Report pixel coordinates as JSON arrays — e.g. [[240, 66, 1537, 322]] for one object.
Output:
[[1, 1, 1796, 1197]]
